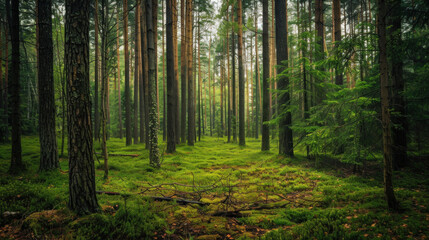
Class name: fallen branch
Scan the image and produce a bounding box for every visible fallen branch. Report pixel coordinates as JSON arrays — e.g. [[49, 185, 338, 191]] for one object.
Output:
[[95, 190, 208, 206], [145, 196, 209, 206], [95, 152, 139, 157], [96, 190, 121, 195]]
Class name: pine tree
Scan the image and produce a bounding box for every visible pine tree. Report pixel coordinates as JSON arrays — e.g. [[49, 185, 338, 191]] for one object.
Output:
[[65, 0, 99, 214], [37, 0, 59, 171]]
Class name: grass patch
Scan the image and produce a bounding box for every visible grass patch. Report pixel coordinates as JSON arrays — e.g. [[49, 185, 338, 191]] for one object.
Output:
[[0, 136, 428, 239]]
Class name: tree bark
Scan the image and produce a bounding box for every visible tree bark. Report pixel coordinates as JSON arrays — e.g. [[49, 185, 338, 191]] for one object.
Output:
[[162, 0, 166, 142], [231, 8, 237, 143], [197, 14, 201, 142], [116, 4, 123, 139], [123, 0, 132, 146], [65, 0, 99, 214], [141, 3, 150, 149], [167, 0, 176, 153], [261, 0, 270, 151], [94, 0, 100, 141], [8, 0, 25, 173], [180, 0, 187, 143], [275, 0, 293, 157], [378, 0, 399, 211], [146, 0, 161, 167], [37, 0, 59, 171], [237, 0, 245, 146], [227, 11, 231, 143], [173, 1, 180, 144], [187, 0, 195, 146], [134, 1, 140, 144], [254, 0, 260, 139], [387, 0, 407, 169], [333, 0, 343, 85]]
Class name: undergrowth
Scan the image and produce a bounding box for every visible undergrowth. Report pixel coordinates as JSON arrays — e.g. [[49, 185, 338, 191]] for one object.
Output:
[[0, 136, 428, 239]]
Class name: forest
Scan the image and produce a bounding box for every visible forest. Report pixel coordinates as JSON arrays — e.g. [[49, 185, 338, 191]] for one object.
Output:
[[0, 0, 428, 239]]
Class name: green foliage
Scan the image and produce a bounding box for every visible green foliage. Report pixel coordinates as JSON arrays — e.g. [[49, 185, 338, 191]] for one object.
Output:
[[71, 198, 166, 240]]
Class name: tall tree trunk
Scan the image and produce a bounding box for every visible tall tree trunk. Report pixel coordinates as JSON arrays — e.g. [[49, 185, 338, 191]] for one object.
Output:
[[276, 0, 293, 156], [134, 2, 140, 144], [227, 12, 231, 143], [187, 0, 195, 146], [162, 0, 166, 142], [197, 16, 201, 142], [123, 0, 132, 146], [209, 40, 212, 137], [141, 3, 150, 149], [0, 23, 3, 143], [387, 0, 407, 169], [237, 0, 245, 146], [166, 0, 176, 153], [100, 0, 109, 179], [7, 0, 24, 173], [65, 0, 99, 214], [315, 0, 325, 103], [231, 8, 237, 143], [173, 0, 180, 144], [37, 0, 59, 171], [333, 0, 343, 85], [146, 0, 160, 167], [116, 5, 123, 139], [3, 24, 9, 143], [261, 0, 270, 151], [254, 0, 260, 139], [94, 0, 100, 141], [180, 0, 187, 143], [138, 0, 145, 144], [378, 0, 398, 211]]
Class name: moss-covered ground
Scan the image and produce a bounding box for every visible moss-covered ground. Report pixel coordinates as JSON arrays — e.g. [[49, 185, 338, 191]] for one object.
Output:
[[0, 136, 428, 239]]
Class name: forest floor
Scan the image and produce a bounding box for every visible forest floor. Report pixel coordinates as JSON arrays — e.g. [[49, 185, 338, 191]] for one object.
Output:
[[0, 136, 428, 239]]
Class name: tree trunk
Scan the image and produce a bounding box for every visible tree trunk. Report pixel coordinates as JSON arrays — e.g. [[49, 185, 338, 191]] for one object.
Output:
[[227, 11, 231, 143], [37, 0, 59, 171], [254, 0, 260, 139], [94, 0, 100, 141], [166, 0, 176, 153], [162, 0, 166, 142], [180, 0, 187, 143], [378, 0, 399, 211], [231, 8, 237, 143], [0, 23, 3, 143], [116, 4, 123, 139], [65, 0, 99, 214], [100, 0, 109, 179], [146, 0, 160, 167], [141, 3, 150, 149], [261, 0, 270, 151], [3, 23, 9, 143], [387, 0, 407, 169], [237, 0, 245, 146], [134, 2, 140, 144], [187, 0, 195, 146], [123, 0, 132, 146], [7, 0, 24, 173], [275, 0, 293, 157], [173, 1, 180, 144], [197, 15, 201, 142], [333, 0, 343, 85], [138, 1, 145, 144]]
